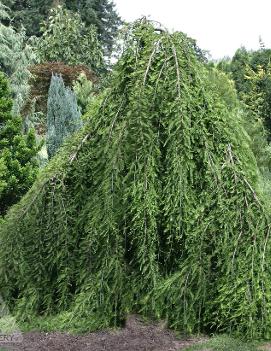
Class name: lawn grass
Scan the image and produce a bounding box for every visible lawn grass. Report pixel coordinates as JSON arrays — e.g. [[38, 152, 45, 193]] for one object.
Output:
[[183, 335, 261, 351]]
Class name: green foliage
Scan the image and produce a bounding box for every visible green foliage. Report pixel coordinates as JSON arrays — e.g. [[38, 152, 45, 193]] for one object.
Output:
[[230, 47, 251, 94], [73, 73, 95, 115], [183, 335, 258, 351], [217, 47, 271, 137], [207, 68, 239, 110], [65, 0, 122, 57], [216, 50, 271, 198], [0, 1, 9, 19], [0, 72, 39, 215], [38, 6, 104, 72], [250, 48, 271, 71], [0, 20, 271, 340], [1, 0, 53, 38], [46, 74, 82, 159], [241, 63, 271, 137], [238, 65, 271, 198], [215, 57, 232, 78], [0, 1, 37, 115], [2, 0, 122, 57]]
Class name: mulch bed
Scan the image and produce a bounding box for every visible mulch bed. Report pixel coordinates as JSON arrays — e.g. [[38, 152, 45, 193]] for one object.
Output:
[[0, 315, 205, 351]]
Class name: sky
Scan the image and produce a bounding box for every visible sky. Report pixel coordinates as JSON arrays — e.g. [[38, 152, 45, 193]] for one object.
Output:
[[114, 0, 271, 60]]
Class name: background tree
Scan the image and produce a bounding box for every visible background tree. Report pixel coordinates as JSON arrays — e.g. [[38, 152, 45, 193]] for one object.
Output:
[[1, 0, 54, 38], [230, 47, 251, 94], [240, 65, 271, 194], [65, 0, 122, 56], [217, 47, 271, 137], [0, 1, 37, 115], [46, 74, 82, 159], [73, 72, 95, 115], [0, 1, 8, 18], [216, 50, 271, 195], [2, 0, 122, 56], [0, 72, 39, 215], [38, 6, 104, 73]]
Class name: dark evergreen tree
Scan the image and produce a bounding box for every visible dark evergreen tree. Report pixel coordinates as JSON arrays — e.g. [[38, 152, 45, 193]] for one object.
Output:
[[1, 0, 52, 38], [0, 72, 39, 215], [66, 0, 122, 56], [2, 0, 122, 56]]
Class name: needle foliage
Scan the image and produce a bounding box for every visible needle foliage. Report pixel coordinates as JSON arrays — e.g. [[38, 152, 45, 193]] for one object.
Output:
[[0, 20, 271, 339]]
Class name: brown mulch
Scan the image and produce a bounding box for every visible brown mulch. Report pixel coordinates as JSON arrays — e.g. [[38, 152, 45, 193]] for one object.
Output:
[[258, 345, 271, 350], [0, 315, 205, 351]]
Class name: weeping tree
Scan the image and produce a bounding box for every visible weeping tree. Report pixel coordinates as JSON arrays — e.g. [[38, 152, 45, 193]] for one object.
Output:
[[46, 74, 82, 159], [0, 20, 271, 339]]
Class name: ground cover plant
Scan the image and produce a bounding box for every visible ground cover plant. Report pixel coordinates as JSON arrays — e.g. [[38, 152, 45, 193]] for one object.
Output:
[[0, 20, 271, 341]]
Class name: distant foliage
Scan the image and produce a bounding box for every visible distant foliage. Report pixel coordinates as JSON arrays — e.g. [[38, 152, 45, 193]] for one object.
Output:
[[207, 68, 239, 110], [38, 6, 104, 72], [46, 74, 82, 159], [241, 65, 271, 195], [229, 47, 251, 94], [0, 72, 39, 215], [0, 1, 37, 115], [0, 1, 8, 19], [65, 0, 122, 57], [217, 47, 271, 137], [216, 48, 271, 198], [2, 0, 122, 57], [73, 73, 95, 115], [1, 0, 53, 38], [211, 63, 271, 180]]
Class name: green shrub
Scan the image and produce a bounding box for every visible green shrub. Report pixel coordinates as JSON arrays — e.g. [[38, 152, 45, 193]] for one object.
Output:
[[0, 72, 39, 215]]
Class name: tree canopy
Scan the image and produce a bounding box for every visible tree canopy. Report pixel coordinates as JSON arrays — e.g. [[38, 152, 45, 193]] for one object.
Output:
[[2, 0, 122, 56], [38, 6, 104, 72]]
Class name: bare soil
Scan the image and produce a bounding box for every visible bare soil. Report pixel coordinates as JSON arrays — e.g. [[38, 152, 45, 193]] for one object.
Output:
[[0, 315, 205, 351]]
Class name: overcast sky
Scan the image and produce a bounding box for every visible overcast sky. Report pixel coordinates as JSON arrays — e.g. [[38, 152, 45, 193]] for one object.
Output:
[[114, 0, 271, 59]]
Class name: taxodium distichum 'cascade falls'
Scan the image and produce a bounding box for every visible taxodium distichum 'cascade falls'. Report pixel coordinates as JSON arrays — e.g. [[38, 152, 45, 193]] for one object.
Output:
[[1, 20, 271, 339]]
